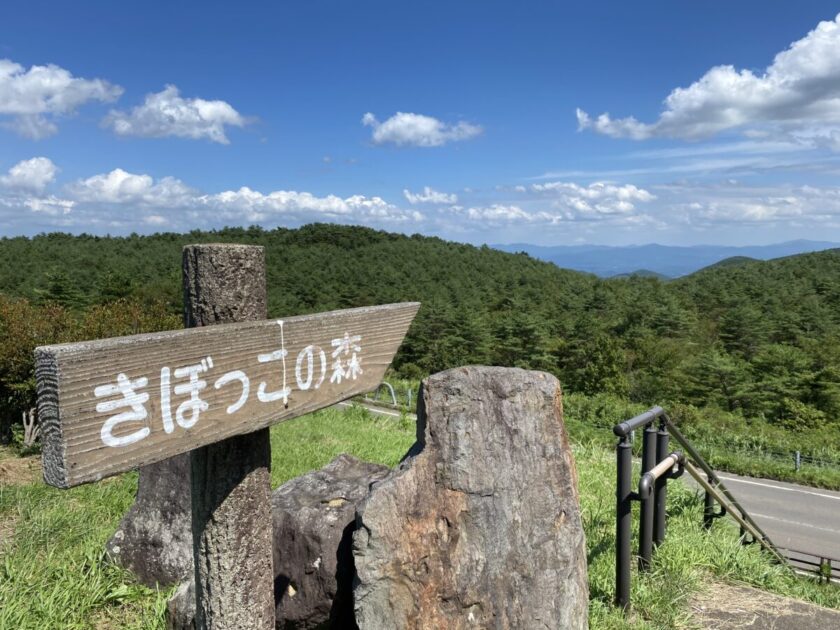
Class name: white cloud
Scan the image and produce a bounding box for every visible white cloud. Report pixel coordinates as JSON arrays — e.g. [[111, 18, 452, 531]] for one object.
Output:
[[667, 182, 840, 225], [0, 165, 422, 230], [104, 85, 246, 144], [462, 204, 558, 223], [24, 195, 75, 215], [0, 59, 122, 139], [362, 111, 482, 147], [201, 187, 421, 223], [531, 181, 655, 216], [577, 14, 840, 144], [0, 157, 57, 192], [403, 186, 458, 204], [68, 168, 196, 206]]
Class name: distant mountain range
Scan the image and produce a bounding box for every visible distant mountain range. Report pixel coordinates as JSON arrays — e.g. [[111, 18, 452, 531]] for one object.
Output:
[[492, 240, 840, 278]]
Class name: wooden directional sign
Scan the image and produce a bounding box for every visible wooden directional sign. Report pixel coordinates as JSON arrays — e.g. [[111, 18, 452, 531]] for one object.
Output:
[[35, 302, 419, 488]]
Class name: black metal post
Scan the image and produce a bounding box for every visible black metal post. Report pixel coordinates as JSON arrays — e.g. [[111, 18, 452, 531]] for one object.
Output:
[[615, 435, 633, 610], [653, 419, 669, 546], [638, 424, 658, 571], [703, 489, 715, 529]]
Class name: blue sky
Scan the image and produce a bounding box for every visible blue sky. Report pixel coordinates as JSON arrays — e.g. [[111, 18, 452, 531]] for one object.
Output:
[[2, 1, 840, 245]]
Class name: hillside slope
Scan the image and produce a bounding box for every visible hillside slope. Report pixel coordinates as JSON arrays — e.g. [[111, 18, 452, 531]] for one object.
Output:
[[2, 226, 840, 450]]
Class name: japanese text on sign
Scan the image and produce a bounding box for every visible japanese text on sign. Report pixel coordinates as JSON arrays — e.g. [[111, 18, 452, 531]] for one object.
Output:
[[93, 321, 363, 448]]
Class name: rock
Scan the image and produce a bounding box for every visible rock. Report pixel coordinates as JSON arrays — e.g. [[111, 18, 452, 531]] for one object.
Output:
[[353, 366, 589, 630], [166, 579, 196, 630], [165, 453, 390, 629], [106, 454, 193, 587], [273, 453, 391, 629]]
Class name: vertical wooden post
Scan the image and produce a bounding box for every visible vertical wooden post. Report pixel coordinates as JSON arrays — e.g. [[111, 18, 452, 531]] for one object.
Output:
[[183, 244, 275, 629]]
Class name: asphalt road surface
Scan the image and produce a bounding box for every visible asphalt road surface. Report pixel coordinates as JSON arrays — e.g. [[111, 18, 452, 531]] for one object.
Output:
[[694, 471, 840, 569]]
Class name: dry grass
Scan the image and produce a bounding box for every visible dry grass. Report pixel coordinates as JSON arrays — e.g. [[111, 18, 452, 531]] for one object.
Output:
[[689, 581, 840, 629], [0, 446, 42, 485]]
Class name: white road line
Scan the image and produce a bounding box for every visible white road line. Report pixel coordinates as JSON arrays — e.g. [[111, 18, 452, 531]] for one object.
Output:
[[716, 474, 840, 501], [337, 401, 404, 418], [750, 512, 840, 535]]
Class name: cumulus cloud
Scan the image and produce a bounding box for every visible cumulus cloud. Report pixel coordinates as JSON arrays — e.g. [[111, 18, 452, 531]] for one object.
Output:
[[68, 168, 197, 206], [24, 195, 75, 215], [531, 181, 655, 216], [666, 182, 840, 225], [444, 181, 658, 226], [0, 164, 422, 231], [103, 85, 247, 144], [362, 111, 482, 147], [403, 186, 458, 204], [201, 187, 422, 223], [0, 157, 57, 192], [0, 59, 122, 139], [460, 204, 558, 223], [577, 14, 840, 144]]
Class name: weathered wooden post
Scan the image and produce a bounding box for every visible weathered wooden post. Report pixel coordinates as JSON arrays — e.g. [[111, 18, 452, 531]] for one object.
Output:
[[34, 244, 419, 629], [183, 244, 274, 628]]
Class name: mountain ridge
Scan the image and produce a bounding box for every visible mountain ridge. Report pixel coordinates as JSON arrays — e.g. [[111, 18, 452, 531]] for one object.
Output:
[[493, 240, 840, 278]]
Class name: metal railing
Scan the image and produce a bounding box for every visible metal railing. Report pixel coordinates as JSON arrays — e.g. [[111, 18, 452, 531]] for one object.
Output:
[[363, 381, 413, 409], [612, 406, 787, 611], [776, 546, 840, 583]]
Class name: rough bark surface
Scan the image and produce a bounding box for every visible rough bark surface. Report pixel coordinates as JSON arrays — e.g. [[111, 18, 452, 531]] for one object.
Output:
[[184, 244, 274, 629], [191, 433, 274, 628], [182, 243, 268, 328], [167, 454, 389, 630], [106, 454, 193, 587], [353, 366, 589, 630]]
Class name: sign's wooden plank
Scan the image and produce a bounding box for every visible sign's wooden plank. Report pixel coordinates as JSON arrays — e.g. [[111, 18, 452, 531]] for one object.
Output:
[[35, 302, 419, 488]]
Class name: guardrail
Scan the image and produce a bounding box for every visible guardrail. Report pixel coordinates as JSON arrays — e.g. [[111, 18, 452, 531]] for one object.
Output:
[[776, 546, 840, 583]]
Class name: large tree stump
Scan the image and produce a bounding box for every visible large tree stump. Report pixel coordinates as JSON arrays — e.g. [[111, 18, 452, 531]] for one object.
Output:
[[353, 366, 589, 630]]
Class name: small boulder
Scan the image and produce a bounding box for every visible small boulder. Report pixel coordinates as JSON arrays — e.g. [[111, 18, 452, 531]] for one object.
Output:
[[166, 453, 391, 629], [353, 366, 589, 630], [272, 453, 391, 628], [106, 454, 193, 587]]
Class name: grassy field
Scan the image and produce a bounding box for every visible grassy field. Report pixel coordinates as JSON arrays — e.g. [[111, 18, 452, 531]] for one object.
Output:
[[1, 405, 838, 629]]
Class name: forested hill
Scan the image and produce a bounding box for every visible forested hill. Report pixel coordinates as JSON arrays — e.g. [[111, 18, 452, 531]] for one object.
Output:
[[2, 225, 840, 437]]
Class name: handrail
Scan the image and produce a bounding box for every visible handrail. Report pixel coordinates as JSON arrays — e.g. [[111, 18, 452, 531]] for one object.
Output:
[[613, 406, 664, 437], [662, 414, 780, 556], [639, 452, 683, 499], [683, 460, 786, 564], [612, 406, 793, 611]]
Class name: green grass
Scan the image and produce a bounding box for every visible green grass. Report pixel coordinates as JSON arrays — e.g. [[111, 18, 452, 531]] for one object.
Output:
[[575, 441, 840, 628], [1, 405, 838, 629]]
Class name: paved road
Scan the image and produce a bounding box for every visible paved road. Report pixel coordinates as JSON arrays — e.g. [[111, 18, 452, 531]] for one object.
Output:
[[341, 401, 840, 572], [684, 470, 840, 570]]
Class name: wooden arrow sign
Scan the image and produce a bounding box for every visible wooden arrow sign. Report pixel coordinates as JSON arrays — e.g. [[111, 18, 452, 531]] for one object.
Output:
[[35, 302, 419, 488]]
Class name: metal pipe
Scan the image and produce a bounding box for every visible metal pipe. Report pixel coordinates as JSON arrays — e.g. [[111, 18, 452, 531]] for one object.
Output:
[[615, 436, 633, 609], [638, 425, 659, 571], [654, 421, 669, 546], [613, 406, 664, 437]]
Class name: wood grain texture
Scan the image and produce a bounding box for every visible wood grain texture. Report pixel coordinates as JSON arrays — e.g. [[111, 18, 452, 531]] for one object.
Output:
[[35, 301, 419, 488]]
